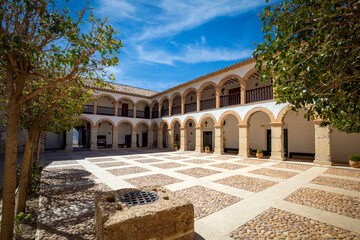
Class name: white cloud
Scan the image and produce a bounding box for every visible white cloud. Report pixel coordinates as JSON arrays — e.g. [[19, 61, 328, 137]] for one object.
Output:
[[95, 0, 139, 21]]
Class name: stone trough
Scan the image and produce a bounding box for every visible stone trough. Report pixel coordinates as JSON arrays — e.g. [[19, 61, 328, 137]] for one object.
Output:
[[95, 186, 194, 240]]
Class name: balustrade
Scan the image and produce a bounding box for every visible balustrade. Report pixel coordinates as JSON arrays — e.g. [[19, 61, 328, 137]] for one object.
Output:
[[246, 85, 273, 103], [118, 108, 134, 117], [220, 92, 241, 107], [172, 106, 181, 115], [97, 106, 115, 116], [161, 109, 169, 117], [83, 105, 94, 114], [200, 98, 216, 111], [185, 102, 197, 113]]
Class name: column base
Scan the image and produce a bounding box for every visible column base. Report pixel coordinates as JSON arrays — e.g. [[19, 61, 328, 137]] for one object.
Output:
[[238, 153, 249, 158], [269, 156, 285, 161], [112, 146, 119, 150], [90, 146, 98, 151], [313, 159, 332, 166]]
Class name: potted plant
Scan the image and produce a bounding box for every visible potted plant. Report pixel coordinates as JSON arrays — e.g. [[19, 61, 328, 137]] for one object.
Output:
[[249, 147, 253, 156], [256, 149, 263, 159], [123, 144, 127, 149], [349, 154, 360, 168], [205, 146, 210, 153], [174, 144, 178, 150]]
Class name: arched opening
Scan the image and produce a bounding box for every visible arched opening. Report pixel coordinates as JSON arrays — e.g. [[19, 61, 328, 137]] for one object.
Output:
[[171, 95, 182, 115], [173, 121, 181, 149], [245, 70, 273, 103], [97, 120, 113, 148], [249, 112, 271, 156], [162, 123, 169, 148], [184, 119, 196, 150], [136, 101, 150, 119], [152, 103, 159, 119], [222, 115, 239, 154], [283, 109, 315, 161], [136, 123, 149, 148], [200, 85, 216, 111], [96, 96, 116, 116], [201, 117, 215, 151], [184, 90, 197, 113], [161, 99, 169, 117], [72, 119, 92, 149], [152, 124, 158, 148], [118, 98, 134, 117], [331, 128, 360, 165], [118, 122, 132, 148], [220, 78, 241, 107]]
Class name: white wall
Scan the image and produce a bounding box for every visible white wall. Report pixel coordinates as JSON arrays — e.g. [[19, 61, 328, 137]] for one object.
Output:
[[202, 117, 215, 149], [97, 96, 115, 107], [185, 120, 196, 150], [119, 99, 134, 109], [331, 128, 360, 163], [223, 115, 239, 149], [45, 132, 64, 150], [249, 112, 271, 152], [246, 76, 271, 91], [97, 121, 113, 144], [185, 91, 196, 104], [118, 123, 132, 145]]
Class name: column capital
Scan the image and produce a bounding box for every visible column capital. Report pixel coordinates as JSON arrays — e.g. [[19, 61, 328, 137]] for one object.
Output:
[[180, 128, 186, 131], [195, 126, 202, 130], [113, 127, 119, 131], [270, 122, 284, 127], [214, 125, 222, 129], [238, 124, 249, 128], [313, 119, 323, 125]]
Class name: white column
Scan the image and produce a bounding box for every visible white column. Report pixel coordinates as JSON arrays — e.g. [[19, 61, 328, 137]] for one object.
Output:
[[169, 129, 174, 150], [238, 124, 250, 158], [65, 129, 73, 152], [112, 127, 119, 149], [313, 121, 332, 166], [131, 130, 137, 149], [195, 127, 202, 152], [270, 122, 285, 161], [180, 128, 185, 151], [214, 126, 222, 154], [90, 127, 98, 151]]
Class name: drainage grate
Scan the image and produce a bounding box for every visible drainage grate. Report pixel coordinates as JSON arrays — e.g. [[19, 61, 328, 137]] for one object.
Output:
[[119, 191, 159, 206]]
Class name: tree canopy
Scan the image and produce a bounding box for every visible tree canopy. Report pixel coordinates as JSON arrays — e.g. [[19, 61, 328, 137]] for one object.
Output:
[[254, 0, 360, 133]]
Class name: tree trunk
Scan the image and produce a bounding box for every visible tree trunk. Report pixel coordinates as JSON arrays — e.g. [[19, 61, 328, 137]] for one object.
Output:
[[16, 127, 38, 214], [35, 131, 42, 162], [1, 99, 21, 240]]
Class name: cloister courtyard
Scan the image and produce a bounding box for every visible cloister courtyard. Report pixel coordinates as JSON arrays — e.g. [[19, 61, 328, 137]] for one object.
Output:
[[28, 149, 360, 239]]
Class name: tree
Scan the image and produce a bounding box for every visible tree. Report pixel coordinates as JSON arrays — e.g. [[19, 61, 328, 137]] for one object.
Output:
[[0, 0, 122, 238], [254, 0, 360, 133], [16, 80, 94, 214]]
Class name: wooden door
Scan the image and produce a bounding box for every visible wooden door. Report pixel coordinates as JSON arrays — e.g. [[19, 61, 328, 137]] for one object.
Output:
[[203, 131, 212, 151], [122, 103, 128, 117], [142, 132, 148, 147]]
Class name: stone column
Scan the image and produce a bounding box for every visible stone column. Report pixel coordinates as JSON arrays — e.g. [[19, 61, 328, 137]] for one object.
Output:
[[65, 129, 73, 152], [181, 97, 185, 114], [238, 124, 250, 158], [214, 126, 222, 154], [93, 101, 97, 114], [131, 129, 137, 149], [169, 129, 174, 150], [133, 105, 137, 118], [112, 127, 119, 149], [195, 127, 202, 152], [241, 81, 246, 105], [216, 87, 221, 109], [90, 127, 98, 151], [149, 106, 153, 119], [313, 121, 332, 166], [270, 122, 285, 161], [114, 102, 119, 116], [158, 129, 163, 149], [180, 128, 186, 151], [158, 105, 162, 118], [196, 93, 201, 112], [169, 99, 173, 116]]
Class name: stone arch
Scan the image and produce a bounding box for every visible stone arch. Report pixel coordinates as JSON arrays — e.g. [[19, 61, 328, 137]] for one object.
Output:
[[118, 97, 136, 106], [198, 81, 217, 94], [135, 99, 151, 106], [217, 74, 243, 88], [95, 118, 116, 127], [243, 107, 276, 124], [181, 116, 198, 128], [218, 110, 242, 125], [151, 100, 159, 108], [198, 113, 217, 127], [170, 118, 182, 129], [151, 122, 159, 129], [169, 92, 182, 102], [243, 68, 260, 82], [160, 120, 170, 129], [159, 96, 170, 107], [182, 88, 198, 99], [275, 105, 292, 122], [96, 93, 117, 102], [135, 121, 151, 130], [79, 116, 95, 127], [117, 120, 134, 129]]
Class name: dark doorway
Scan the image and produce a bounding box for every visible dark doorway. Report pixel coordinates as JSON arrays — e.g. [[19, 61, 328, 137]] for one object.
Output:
[[136, 134, 139, 147], [203, 131, 212, 151], [284, 129, 288, 158], [125, 135, 131, 148], [142, 132, 148, 147], [144, 106, 150, 119], [228, 87, 240, 106], [122, 103, 128, 117], [266, 129, 271, 156]]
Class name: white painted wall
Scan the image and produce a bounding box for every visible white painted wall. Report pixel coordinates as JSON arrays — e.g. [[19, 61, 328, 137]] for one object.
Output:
[[119, 99, 134, 110], [97, 121, 113, 144], [331, 128, 360, 163], [97, 96, 115, 107], [249, 112, 271, 152], [118, 123, 132, 145], [223, 115, 239, 149]]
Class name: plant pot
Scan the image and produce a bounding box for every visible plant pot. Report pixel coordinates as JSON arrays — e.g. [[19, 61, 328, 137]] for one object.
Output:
[[256, 153, 263, 159], [205, 149, 210, 153], [349, 160, 360, 168], [123, 145, 127, 149], [174, 147, 178, 150]]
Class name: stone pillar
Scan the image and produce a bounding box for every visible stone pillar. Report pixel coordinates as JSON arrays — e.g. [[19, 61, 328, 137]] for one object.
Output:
[[169, 99, 173, 116], [238, 124, 250, 158], [90, 127, 98, 151], [169, 129, 174, 150], [133, 105, 137, 118], [93, 101, 97, 114], [183, 128, 188, 151], [195, 127, 202, 152], [270, 122, 285, 161], [181, 97, 185, 114], [150, 106, 153, 119], [214, 126, 222, 154], [158, 105, 162, 118], [112, 127, 119, 149], [196, 93, 201, 112], [158, 129, 163, 149], [216, 87, 221, 109], [114, 102, 119, 116], [241, 81, 246, 105], [65, 129, 73, 152], [131, 130, 137, 149], [180, 128, 185, 151], [313, 121, 332, 166]]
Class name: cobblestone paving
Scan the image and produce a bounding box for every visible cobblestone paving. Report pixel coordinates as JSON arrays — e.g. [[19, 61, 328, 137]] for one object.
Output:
[[87, 157, 118, 163], [44, 160, 79, 166], [95, 161, 129, 168], [176, 167, 220, 178], [151, 162, 186, 169], [324, 168, 360, 178], [175, 186, 242, 220], [272, 162, 312, 171], [210, 163, 247, 170], [43, 167, 96, 185], [216, 175, 277, 192], [229, 208, 360, 240], [165, 156, 191, 160], [236, 159, 267, 165], [134, 158, 163, 163], [311, 176, 360, 192], [285, 187, 360, 219], [107, 166, 149, 176], [121, 155, 147, 159], [250, 168, 298, 179], [209, 156, 238, 160], [125, 173, 183, 187], [184, 159, 214, 164]]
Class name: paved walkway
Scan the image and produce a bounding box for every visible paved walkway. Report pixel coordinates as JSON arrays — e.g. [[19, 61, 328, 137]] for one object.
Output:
[[36, 149, 360, 239]]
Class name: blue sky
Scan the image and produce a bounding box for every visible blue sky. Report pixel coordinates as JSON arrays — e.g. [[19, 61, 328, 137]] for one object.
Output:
[[63, 0, 273, 92]]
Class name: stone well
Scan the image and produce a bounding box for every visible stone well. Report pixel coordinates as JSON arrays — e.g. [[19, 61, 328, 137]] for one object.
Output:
[[95, 186, 194, 240]]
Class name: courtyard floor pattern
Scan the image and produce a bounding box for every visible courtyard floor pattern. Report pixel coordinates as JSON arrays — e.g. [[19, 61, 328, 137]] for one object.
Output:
[[36, 149, 360, 240]]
